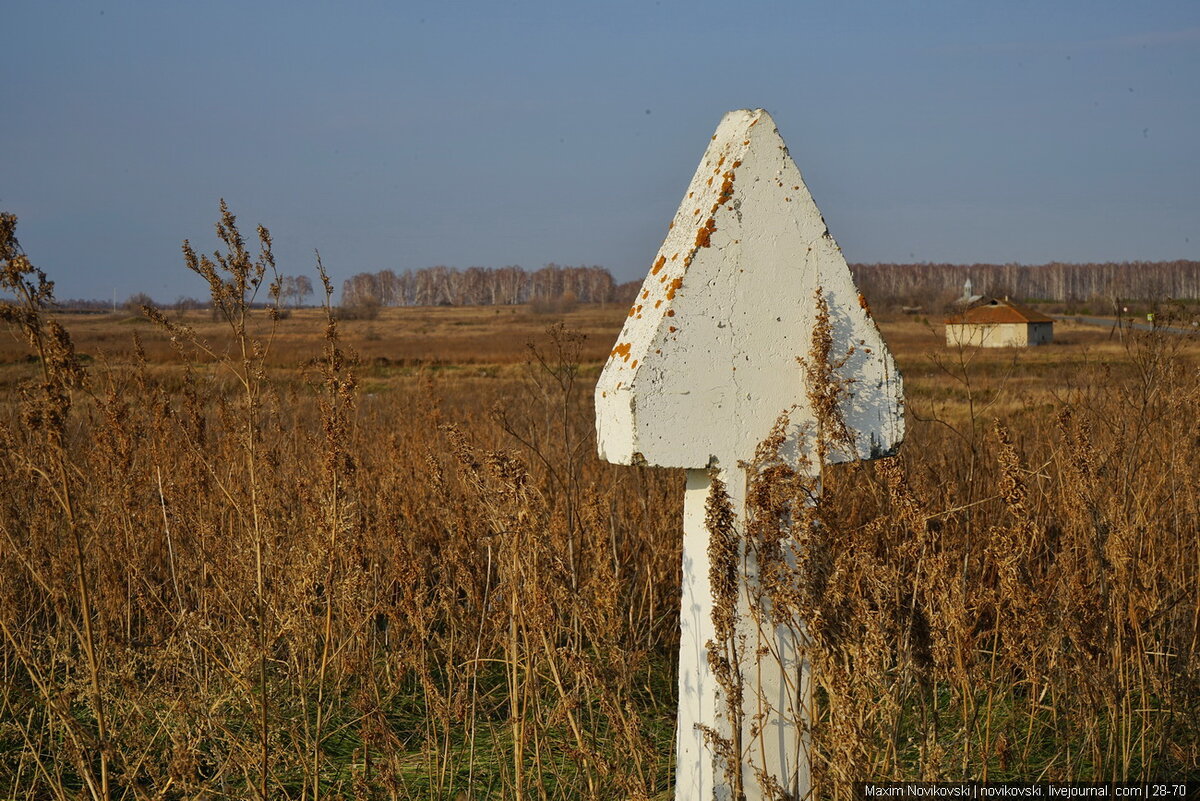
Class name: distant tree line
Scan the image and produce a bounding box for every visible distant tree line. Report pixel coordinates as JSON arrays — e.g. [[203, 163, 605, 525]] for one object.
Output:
[[48, 260, 1200, 314], [340, 264, 634, 312], [851, 261, 1200, 308], [342, 261, 1200, 313]]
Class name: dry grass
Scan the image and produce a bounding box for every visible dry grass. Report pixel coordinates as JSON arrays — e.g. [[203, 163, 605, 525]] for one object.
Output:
[[0, 305, 628, 371], [732, 306, 1200, 796], [1, 209, 1198, 799]]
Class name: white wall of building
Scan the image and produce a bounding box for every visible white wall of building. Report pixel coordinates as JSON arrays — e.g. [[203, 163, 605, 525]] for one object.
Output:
[[945, 322, 1050, 348]]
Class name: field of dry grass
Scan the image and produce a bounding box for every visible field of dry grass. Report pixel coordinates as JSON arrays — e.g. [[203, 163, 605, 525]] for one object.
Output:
[[2, 216, 1199, 799], [0, 304, 1163, 399], [0, 305, 626, 370]]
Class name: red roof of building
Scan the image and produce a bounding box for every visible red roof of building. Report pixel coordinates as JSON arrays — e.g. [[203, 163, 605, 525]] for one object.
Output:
[[944, 298, 1055, 325]]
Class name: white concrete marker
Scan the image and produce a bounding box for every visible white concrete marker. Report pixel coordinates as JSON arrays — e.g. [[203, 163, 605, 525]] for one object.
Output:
[[595, 109, 904, 800]]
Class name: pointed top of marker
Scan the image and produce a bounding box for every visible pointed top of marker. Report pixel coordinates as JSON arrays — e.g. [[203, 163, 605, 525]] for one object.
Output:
[[594, 108, 903, 472]]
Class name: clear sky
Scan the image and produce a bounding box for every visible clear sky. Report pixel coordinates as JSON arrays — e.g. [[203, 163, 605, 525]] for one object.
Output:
[[3, 1, 1198, 303]]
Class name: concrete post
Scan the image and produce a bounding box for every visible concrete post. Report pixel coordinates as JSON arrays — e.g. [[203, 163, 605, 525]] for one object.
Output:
[[595, 109, 904, 800]]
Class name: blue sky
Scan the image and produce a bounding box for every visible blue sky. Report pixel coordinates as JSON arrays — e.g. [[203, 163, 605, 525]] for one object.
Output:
[[3, 1, 1198, 302]]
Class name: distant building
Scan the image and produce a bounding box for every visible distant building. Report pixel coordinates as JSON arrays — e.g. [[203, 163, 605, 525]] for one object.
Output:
[[956, 277, 984, 306], [944, 297, 1054, 347]]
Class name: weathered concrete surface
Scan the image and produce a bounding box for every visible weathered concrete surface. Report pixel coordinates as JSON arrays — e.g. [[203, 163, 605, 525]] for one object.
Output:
[[679, 467, 812, 801], [595, 108, 904, 472], [594, 108, 905, 801]]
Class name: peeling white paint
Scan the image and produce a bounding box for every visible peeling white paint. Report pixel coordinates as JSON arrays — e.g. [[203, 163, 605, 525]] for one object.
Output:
[[595, 108, 903, 471], [594, 109, 906, 801]]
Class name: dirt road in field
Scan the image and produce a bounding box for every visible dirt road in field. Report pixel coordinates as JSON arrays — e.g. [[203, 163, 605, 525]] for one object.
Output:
[[1056, 314, 1199, 337]]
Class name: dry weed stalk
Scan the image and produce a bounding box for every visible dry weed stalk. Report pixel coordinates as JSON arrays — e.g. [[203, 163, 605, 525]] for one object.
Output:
[[1, 209, 1197, 799], [729, 290, 1200, 797], [1, 212, 110, 800]]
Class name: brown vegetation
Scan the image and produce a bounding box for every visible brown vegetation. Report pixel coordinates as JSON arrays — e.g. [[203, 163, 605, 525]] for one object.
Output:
[[1, 208, 1198, 799]]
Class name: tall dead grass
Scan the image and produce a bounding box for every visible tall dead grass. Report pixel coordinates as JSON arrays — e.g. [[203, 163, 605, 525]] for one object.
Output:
[[1, 208, 1197, 799], [773, 319, 1200, 793]]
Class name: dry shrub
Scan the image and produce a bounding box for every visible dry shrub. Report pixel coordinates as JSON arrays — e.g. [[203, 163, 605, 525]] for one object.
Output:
[[736, 307, 1200, 795], [0, 209, 679, 800], [529, 292, 578, 315], [1, 208, 1197, 801]]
